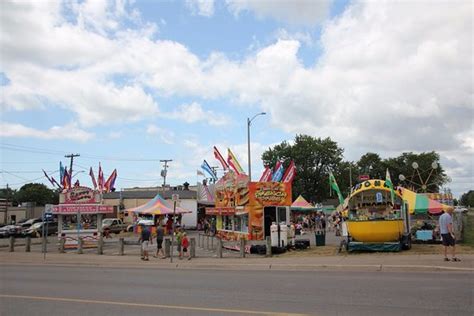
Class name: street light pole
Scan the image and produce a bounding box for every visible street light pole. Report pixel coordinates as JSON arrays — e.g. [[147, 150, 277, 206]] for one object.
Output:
[[247, 112, 266, 181]]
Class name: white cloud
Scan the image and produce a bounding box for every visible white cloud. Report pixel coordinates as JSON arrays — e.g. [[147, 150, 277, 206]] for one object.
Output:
[[226, 0, 332, 26], [146, 124, 175, 144], [165, 102, 230, 126], [185, 0, 215, 17], [0, 122, 94, 142]]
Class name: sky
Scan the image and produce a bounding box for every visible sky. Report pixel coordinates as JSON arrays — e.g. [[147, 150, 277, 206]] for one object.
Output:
[[0, 0, 472, 198]]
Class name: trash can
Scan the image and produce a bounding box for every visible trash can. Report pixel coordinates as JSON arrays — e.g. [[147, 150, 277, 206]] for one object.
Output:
[[315, 231, 326, 246]]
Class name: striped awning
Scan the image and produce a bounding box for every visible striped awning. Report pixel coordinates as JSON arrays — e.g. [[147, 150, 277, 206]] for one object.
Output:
[[126, 194, 191, 215]]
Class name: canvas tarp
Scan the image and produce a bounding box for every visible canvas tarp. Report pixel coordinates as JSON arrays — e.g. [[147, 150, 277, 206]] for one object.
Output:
[[126, 194, 191, 215]]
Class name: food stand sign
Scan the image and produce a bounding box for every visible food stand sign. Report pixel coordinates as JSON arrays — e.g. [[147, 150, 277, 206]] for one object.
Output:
[[52, 204, 114, 214], [64, 186, 97, 204]]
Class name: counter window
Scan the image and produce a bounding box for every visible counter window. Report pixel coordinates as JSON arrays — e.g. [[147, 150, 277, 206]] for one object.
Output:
[[62, 214, 98, 230]]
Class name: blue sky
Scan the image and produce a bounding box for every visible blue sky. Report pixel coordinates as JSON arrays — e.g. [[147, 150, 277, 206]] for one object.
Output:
[[0, 0, 472, 198]]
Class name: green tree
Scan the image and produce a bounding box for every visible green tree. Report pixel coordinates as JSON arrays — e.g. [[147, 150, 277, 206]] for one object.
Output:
[[356, 153, 385, 180], [460, 190, 474, 207], [262, 134, 345, 203], [0, 187, 18, 206], [15, 183, 59, 206]]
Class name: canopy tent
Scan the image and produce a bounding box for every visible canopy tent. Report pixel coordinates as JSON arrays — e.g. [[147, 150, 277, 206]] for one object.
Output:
[[126, 194, 191, 215], [291, 195, 317, 212], [400, 188, 453, 215]]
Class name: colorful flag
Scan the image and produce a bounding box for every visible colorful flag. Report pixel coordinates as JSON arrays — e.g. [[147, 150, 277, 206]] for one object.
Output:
[[98, 163, 104, 192], [42, 169, 55, 187], [329, 171, 344, 205], [104, 169, 117, 192], [227, 148, 244, 175], [282, 160, 296, 183], [59, 162, 65, 184], [89, 167, 97, 190], [385, 169, 395, 205], [51, 177, 62, 189], [201, 160, 217, 181], [213, 146, 229, 170], [62, 167, 71, 190], [272, 161, 284, 182], [259, 166, 273, 182]]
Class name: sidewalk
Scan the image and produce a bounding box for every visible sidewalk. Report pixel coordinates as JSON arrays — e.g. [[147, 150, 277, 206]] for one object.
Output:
[[1, 251, 473, 273]]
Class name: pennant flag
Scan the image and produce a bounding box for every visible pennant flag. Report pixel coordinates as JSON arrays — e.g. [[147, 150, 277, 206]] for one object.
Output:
[[62, 167, 71, 190], [89, 167, 98, 190], [329, 171, 344, 205], [42, 169, 55, 187], [213, 146, 229, 170], [98, 163, 104, 192], [259, 166, 273, 182], [201, 160, 217, 181], [197, 169, 205, 177], [282, 160, 296, 183], [227, 148, 244, 175], [104, 169, 117, 193], [385, 169, 395, 205], [59, 162, 65, 184], [272, 161, 284, 182]]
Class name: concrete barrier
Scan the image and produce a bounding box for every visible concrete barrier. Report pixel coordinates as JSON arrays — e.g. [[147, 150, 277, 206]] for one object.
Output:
[[97, 235, 104, 255], [266, 236, 272, 257], [119, 238, 124, 256], [217, 238, 223, 258], [59, 238, 65, 253], [9, 236, 15, 252], [25, 236, 31, 252], [164, 239, 171, 257], [240, 238, 246, 258], [77, 237, 83, 254], [190, 237, 196, 258]]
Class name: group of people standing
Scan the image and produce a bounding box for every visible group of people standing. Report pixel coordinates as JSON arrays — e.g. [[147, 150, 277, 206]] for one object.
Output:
[[138, 223, 190, 261]]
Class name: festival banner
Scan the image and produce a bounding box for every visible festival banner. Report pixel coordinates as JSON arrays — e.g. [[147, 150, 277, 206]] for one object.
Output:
[[282, 160, 296, 183], [89, 167, 97, 190], [42, 169, 55, 187], [201, 160, 218, 181], [104, 169, 117, 192], [259, 166, 272, 182], [272, 161, 284, 182], [213, 146, 229, 170], [98, 163, 104, 192], [227, 148, 244, 175]]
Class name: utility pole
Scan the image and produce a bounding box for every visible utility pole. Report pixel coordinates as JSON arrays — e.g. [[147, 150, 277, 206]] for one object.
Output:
[[64, 153, 80, 176], [160, 159, 172, 187]]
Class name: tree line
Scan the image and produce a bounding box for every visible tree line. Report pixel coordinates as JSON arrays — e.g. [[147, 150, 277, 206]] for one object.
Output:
[[262, 134, 454, 204]]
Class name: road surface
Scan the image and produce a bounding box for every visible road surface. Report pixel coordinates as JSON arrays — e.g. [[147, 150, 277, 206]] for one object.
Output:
[[1, 264, 472, 315]]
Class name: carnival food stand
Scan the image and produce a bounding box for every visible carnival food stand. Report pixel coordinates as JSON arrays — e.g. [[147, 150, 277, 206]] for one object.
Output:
[[52, 186, 113, 249], [206, 171, 292, 241]]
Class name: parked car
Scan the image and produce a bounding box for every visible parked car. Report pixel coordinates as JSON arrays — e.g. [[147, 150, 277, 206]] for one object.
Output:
[[102, 218, 128, 235], [20, 218, 43, 230], [23, 222, 58, 237], [0, 225, 22, 238]]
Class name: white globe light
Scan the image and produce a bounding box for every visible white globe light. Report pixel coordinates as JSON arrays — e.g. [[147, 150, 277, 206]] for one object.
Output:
[[412, 162, 419, 169], [431, 162, 438, 169], [399, 174, 406, 181]]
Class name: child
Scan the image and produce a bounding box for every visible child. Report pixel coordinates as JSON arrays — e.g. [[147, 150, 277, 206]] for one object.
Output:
[[181, 232, 191, 260]]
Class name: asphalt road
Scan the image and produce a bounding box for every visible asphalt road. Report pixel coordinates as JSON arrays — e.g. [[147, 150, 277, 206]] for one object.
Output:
[[1, 264, 472, 316]]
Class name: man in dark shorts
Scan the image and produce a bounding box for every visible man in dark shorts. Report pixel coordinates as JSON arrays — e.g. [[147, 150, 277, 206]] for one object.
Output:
[[154, 224, 165, 259], [439, 208, 460, 262], [139, 224, 151, 261]]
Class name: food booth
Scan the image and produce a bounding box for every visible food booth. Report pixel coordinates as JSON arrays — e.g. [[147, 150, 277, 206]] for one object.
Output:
[[206, 171, 292, 241], [52, 186, 113, 249]]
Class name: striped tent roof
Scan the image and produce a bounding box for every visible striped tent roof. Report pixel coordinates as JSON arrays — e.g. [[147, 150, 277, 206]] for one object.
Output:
[[291, 195, 317, 211], [400, 188, 453, 215], [127, 194, 191, 215]]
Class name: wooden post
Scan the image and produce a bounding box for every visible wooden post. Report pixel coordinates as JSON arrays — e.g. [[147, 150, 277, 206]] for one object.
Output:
[[25, 236, 31, 252], [211, 236, 214, 249], [217, 238, 223, 258], [119, 238, 124, 256], [190, 237, 196, 258], [9, 236, 15, 252], [164, 239, 171, 258], [198, 234, 202, 248], [59, 238, 65, 253], [240, 238, 246, 258], [97, 235, 104, 255], [77, 237, 83, 254], [266, 236, 272, 257], [206, 235, 210, 250]]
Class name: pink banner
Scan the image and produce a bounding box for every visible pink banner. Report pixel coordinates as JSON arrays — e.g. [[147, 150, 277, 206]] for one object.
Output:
[[52, 204, 114, 214]]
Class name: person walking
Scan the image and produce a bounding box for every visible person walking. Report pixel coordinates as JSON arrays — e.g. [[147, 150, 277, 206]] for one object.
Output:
[[139, 224, 152, 261], [439, 208, 460, 262], [181, 232, 191, 260], [154, 224, 165, 259], [175, 228, 183, 259]]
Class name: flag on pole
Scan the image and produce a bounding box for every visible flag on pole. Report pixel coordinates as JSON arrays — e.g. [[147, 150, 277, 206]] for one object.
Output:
[[51, 177, 62, 189], [89, 167, 97, 190], [213, 146, 229, 170], [201, 160, 217, 181], [385, 169, 395, 205], [104, 169, 117, 192], [98, 163, 104, 192], [272, 161, 284, 182], [62, 167, 71, 190], [227, 148, 244, 175], [282, 160, 296, 183], [59, 162, 65, 184], [259, 166, 273, 182], [42, 169, 55, 187], [329, 171, 344, 205]]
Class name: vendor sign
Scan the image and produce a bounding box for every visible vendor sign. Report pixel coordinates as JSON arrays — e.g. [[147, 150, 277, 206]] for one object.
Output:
[[64, 186, 98, 204], [52, 204, 113, 214]]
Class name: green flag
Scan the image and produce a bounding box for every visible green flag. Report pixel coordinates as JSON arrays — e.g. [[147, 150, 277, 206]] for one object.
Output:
[[329, 171, 344, 205], [385, 169, 395, 205]]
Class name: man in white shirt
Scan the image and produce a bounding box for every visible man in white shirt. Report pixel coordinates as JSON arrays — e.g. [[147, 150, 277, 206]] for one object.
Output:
[[439, 208, 460, 262]]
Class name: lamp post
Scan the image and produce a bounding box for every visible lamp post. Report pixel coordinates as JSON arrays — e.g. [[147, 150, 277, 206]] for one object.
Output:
[[247, 112, 266, 181]]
